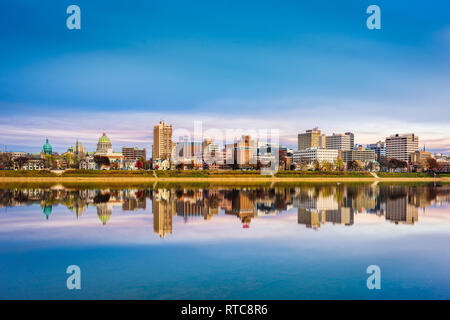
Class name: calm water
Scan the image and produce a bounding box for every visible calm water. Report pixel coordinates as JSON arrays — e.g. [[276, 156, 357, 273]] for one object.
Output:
[[0, 183, 449, 300]]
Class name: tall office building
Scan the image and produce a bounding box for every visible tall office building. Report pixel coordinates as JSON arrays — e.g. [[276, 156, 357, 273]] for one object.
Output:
[[298, 128, 321, 150], [235, 135, 256, 167], [385, 133, 419, 162], [345, 132, 355, 149], [153, 121, 172, 160], [326, 133, 351, 151]]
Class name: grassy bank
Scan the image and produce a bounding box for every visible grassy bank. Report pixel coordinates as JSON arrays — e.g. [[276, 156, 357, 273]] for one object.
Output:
[[0, 170, 448, 182], [275, 171, 371, 177], [377, 172, 435, 178], [1, 169, 372, 178], [0, 170, 57, 177]]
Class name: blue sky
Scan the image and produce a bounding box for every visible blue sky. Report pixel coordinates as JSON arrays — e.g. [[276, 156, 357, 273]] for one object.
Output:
[[0, 0, 449, 153]]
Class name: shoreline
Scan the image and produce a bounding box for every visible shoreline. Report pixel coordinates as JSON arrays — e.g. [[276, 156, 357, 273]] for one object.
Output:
[[0, 177, 448, 183]]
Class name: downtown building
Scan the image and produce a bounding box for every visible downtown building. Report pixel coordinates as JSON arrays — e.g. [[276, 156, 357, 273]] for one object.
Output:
[[385, 133, 419, 162], [222, 135, 257, 169], [326, 133, 352, 151], [153, 121, 172, 161], [345, 132, 355, 149], [228, 135, 257, 169], [367, 141, 386, 160], [293, 148, 339, 164], [298, 128, 323, 150], [410, 149, 432, 166], [122, 147, 146, 161], [172, 137, 203, 169], [202, 139, 223, 169], [341, 149, 376, 163]]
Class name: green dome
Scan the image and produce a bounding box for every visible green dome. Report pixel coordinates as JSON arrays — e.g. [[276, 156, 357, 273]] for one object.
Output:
[[41, 205, 52, 220], [98, 132, 111, 143], [97, 210, 111, 226], [42, 138, 52, 155]]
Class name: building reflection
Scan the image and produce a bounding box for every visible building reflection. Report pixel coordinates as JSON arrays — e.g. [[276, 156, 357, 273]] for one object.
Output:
[[1, 184, 449, 234], [383, 186, 419, 225], [295, 187, 353, 229], [152, 189, 175, 238]]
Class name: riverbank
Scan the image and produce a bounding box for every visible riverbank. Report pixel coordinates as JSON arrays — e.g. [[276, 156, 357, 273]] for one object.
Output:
[[0, 176, 449, 183], [1, 170, 448, 183]]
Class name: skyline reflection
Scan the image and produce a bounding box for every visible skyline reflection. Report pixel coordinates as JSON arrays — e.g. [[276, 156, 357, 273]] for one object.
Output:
[[1, 184, 449, 237]]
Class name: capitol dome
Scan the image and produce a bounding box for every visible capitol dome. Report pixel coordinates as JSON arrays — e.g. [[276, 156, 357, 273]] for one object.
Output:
[[96, 131, 112, 154], [98, 132, 111, 143], [42, 138, 52, 155]]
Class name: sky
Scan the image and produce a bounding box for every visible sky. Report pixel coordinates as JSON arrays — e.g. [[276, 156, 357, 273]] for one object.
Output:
[[0, 0, 449, 154]]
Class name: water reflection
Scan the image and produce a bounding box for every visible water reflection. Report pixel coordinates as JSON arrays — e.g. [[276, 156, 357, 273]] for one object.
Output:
[[1, 184, 449, 236]]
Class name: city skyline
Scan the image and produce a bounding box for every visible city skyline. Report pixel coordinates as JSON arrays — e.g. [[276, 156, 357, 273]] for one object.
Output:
[[0, 123, 447, 156], [1, 1, 449, 153], [2, 1, 450, 304]]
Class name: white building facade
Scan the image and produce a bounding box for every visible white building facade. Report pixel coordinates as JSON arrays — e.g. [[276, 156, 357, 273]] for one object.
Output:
[[293, 148, 339, 164]]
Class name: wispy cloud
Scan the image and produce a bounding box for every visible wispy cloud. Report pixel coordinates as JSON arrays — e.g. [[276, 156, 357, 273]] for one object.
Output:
[[1, 96, 449, 153]]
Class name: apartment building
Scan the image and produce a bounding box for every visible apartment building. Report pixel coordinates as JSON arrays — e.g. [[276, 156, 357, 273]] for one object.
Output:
[[153, 121, 172, 160]]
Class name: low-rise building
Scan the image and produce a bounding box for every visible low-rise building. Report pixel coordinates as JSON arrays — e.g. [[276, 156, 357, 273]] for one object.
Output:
[[122, 147, 146, 161], [293, 148, 339, 164], [79, 156, 98, 170], [436, 158, 450, 172], [411, 150, 432, 165], [341, 149, 376, 163], [153, 159, 170, 170], [14, 157, 45, 170]]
